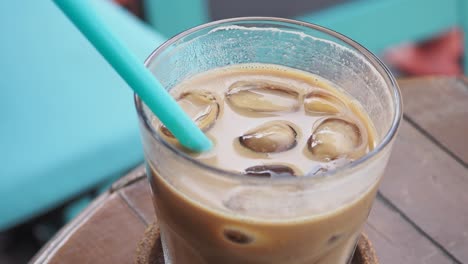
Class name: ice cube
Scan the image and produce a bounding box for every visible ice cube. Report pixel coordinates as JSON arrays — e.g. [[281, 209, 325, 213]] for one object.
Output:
[[239, 121, 298, 153], [304, 89, 346, 115], [243, 164, 298, 178], [160, 90, 221, 137], [226, 81, 300, 114], [223, 186, 306, 217], [306, 117, 367, 161], [223, 228, 254, 245]]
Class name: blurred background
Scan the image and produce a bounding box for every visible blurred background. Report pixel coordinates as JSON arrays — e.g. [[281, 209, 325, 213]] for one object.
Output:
[[0, 0, 465, 263]]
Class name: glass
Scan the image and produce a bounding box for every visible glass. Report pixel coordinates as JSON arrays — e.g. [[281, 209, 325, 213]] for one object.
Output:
[[135, 17, 401, 264]]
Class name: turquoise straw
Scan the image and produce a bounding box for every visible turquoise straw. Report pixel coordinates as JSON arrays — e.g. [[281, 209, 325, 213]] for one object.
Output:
[[53, 0, 212, 152]]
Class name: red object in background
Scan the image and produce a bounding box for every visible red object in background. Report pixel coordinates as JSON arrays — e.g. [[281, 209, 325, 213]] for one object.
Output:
[[114, 0, 144, 18], [385, 28, 463, 76]]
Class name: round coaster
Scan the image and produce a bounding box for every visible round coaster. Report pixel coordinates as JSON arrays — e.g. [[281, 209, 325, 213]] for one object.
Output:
[[135, 223, 378, 264]]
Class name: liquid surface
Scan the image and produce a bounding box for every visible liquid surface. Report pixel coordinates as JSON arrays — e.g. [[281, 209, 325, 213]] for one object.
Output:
[[156, 64, 376, 177]]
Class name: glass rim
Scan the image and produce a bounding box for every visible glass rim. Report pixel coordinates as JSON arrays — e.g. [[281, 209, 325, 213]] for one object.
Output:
[[135, 16, 402, 181]]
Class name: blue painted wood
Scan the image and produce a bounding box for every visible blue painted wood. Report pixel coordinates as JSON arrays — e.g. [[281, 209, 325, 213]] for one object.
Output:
[[296, 0, 458, 54], [63, 196, 93, 223], [0, 0, 166, 230], [459, 0, 468, 75], [143, 0, 209, 37], [144, 0, 465, 72]]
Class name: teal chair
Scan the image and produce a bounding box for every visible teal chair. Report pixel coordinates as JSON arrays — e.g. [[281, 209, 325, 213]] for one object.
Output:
[[144, 0, 468, 74], [0, 0, 165, 230]]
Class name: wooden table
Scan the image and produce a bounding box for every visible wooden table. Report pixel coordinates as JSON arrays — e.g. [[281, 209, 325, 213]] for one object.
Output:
[[30, 77, 468, 264]]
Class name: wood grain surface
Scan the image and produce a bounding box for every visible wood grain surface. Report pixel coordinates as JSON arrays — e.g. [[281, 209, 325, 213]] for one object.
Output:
[[365, 198, 454, 264], [399, 77, 468, 165]]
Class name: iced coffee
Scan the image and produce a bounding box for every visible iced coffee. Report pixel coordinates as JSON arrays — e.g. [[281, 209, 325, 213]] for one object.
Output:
[[136, 18, 401, 264], [146, 64, 378, 264]]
